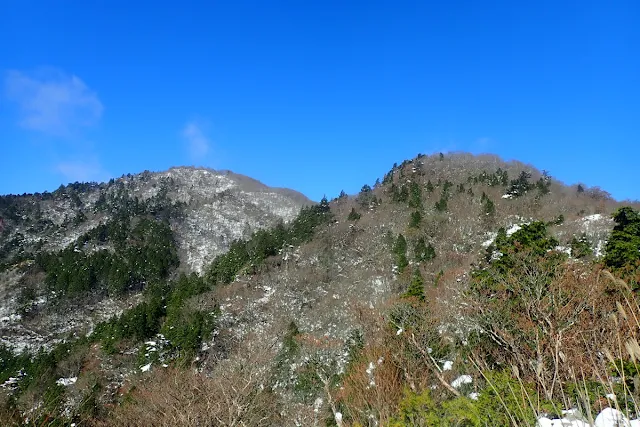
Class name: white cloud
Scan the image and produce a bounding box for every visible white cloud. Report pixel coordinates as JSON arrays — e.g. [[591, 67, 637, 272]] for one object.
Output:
[[55, 158, 109, 183], [4, 68, 103, 136], [182, 120, 211, 161]]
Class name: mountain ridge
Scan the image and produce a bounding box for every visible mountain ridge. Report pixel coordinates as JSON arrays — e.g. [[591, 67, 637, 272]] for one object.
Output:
[[1, 152, 640, 426]]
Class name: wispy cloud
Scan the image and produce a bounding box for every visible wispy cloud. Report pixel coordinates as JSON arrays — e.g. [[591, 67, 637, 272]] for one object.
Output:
[[4, 68, 103, 137], [55, 158, 110, 184], [182, 120, 211, 161]]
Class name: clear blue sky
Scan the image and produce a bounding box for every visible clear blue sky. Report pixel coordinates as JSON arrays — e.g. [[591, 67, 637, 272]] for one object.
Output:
[[1, 0, 638, 201]]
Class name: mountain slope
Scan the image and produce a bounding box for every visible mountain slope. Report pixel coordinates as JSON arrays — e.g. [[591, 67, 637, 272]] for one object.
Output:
[[1, 153, 639, 426], [0, 167, 311, 354]]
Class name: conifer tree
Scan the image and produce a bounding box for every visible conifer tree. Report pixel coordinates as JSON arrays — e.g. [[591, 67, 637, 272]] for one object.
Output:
[[426, 180, 434, 193], [404, 269, 425, 301], [393, 234, 409, 273], [347, 207, 361, 221], [409, 211, 422, 228]]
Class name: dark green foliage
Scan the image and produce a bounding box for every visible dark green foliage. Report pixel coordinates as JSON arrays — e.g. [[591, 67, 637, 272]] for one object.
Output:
[[393, 234, 409, 273], [162, 309, 215, 362], [207, 239, 250, 284], [434, 197, 448, 212], [506, 171, 534, 198], [481, 222, 560, 274], [577, 184, 585, 193], [414, 238, 435, 263], [507, 222, 559, 256], [408, 182, 422, 208], [347, 207, 361, 221], [570, 233, 593, 258], [206, 200, 332, 286], [404, 269, 425, 301], [482, 198, 495, 217], [391, 184, 409, 203], [536, 171, 552, 196], [426, 180, 434, 193], [604, 207, 640, 281], [409, 210, 422, 228], [357, 185, 375, 207], [439, 152, 444, 161], [470, 168, 509, 187], [36, 217, 179, 298]]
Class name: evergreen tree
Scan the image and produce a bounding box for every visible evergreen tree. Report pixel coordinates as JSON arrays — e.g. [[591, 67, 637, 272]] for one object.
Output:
[[570, 233, 592, 259], [483, 198, 496, 217], [409, 211, 422, 228], [435, 197, 447, 212], [603, 207, 640, 273], [404, 269, 425, 301], [393, 234, 409, 273], [414, 237, 435, 262], [347, 207, 361, 221], [408, 182, 422, 208], [426, 180, 434, 193]]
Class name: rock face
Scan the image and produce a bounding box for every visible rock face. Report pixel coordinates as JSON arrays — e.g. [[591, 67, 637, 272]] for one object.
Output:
[[0, 166, 311, 353]]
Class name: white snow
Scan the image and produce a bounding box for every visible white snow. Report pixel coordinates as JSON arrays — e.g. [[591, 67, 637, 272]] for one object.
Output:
[[451, 375, 472, 389], [506, 224, 524, 236], [595, 408, 633, 427], [140, 363, 152, 372], [535, 407, 640, 427], [502, 194, 514, 199], [442, 360, 453, 371], [366, 362, 376, 387], [583, 214, 603, 223], [1, 377, 19, 388], [482, 232, 498, 248], [55, 377, 77, 386]]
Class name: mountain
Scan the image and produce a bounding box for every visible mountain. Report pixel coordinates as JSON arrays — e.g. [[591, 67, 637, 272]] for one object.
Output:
[[1, 153, 639, 426], [0, 167, 311, 354]]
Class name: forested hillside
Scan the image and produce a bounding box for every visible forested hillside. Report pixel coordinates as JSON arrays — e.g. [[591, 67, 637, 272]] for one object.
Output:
[[1, 153, 639, 426]]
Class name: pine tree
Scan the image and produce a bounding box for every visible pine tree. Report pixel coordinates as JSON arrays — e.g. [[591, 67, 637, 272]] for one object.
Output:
[[426, 180, 434, 193], [435, 197, 447, 212], [393, 234, 409, 273], [483, 198, 495, 217], [409, 211, 422, 228], [408, 182, 422, 208], [347, 207, 361, 221], [404, 269, 425, 301], [414, 237, 436, 262], [604, 207, 640, 272]]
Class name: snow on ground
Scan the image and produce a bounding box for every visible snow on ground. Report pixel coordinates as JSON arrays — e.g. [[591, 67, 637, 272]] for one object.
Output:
[[55, 377, 77, 387], [536, 408, 640, 427], [451, 375, 472, 389], [506, 224, 524, 236], [481, 232, 498, 248]]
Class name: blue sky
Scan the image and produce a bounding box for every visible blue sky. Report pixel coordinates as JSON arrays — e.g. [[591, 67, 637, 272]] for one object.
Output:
[[1, 0, 638, 201]]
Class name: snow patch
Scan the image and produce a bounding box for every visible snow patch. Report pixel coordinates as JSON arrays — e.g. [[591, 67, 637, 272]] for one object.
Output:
[[451, 375, 472, 389], [56, 377, 77, 386]]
